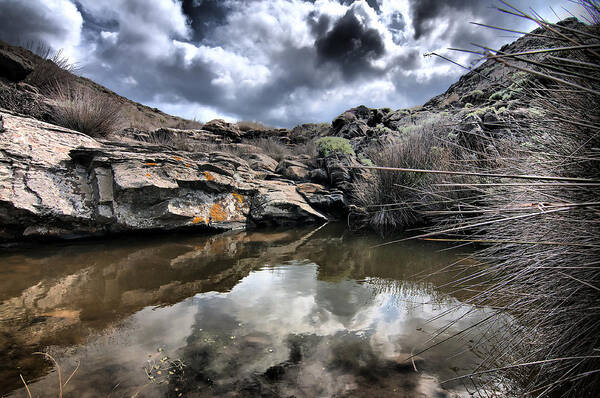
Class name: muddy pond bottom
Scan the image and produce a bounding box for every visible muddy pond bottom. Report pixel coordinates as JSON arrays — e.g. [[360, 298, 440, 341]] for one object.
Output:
[[0, 224, 496, 397]]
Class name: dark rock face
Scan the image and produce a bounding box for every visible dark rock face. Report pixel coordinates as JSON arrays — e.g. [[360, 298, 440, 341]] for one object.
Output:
[[0, 111, 327, 243], [0, 42, 33, 82]]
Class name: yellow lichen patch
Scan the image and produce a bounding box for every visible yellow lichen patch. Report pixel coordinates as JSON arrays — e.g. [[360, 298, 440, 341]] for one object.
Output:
[[232, 193, 244, 204], [204, 171, 215, 181], [144, 162, 159, 166], [209, 203, 228, 222], [192, 216, 206, 224]]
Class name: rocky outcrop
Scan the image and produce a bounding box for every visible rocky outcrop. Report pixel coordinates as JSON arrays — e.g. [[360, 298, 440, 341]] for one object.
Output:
[[0, 110, 328, 242]]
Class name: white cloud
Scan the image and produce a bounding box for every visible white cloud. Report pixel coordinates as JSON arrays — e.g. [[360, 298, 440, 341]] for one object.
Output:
[[77, 0, 190, 59], [0, 0, 83, 60]]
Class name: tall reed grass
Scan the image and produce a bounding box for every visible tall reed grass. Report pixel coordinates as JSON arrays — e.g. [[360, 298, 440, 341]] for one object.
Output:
[[407, 2, 600, 395]]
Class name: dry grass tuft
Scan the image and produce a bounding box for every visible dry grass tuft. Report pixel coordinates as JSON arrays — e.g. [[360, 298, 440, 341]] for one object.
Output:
[[50, 84, 123, 138], [243, 137, 291, 161]]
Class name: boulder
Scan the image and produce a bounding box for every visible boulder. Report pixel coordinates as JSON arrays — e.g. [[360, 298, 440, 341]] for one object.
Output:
[[246, 152, 278, 173], [275, 159, 309, 181], [249, 181, 327, 226], [296, 183, 347, 217], [0, 111, 327, 242], [202, 119, 243, 142]]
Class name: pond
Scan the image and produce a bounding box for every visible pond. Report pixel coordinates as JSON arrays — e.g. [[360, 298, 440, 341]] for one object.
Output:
[[0, 224, 499, 397]]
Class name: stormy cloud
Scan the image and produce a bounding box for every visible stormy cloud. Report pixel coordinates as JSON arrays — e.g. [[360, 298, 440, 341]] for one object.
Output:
[[315, 10, 385, 78], [0, 0, 582, 127]]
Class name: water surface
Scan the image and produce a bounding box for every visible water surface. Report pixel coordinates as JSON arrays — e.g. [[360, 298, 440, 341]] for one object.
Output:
[[0, 224, 495, 397]]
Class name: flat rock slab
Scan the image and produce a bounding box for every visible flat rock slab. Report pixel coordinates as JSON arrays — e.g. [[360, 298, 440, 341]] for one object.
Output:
[[0, 111, 327, 242]]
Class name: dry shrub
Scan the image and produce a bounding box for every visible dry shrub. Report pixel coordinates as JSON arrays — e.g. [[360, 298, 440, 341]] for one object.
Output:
[[292, 139, 318, 158], [51, 84, 123, 138], [173, 118, 203, 130]]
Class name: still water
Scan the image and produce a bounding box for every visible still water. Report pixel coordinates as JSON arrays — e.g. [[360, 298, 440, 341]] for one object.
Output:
[[0, 224, 496, 397]]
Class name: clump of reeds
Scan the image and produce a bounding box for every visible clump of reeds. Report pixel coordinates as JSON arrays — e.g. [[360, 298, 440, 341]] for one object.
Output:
[[350, 115, 472, 233], [406, 2, 600, 396]]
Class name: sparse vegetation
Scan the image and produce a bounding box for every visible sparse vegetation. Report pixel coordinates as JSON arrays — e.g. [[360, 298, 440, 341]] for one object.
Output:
[[25, 45, 78, 94], [236, 120, 272, 132]]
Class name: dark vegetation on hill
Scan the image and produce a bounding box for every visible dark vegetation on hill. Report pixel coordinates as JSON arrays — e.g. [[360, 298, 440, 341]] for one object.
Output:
[[0, 1, 599, 395]]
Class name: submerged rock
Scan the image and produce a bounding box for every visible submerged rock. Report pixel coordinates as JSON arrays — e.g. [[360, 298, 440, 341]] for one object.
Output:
[[0, 110, 327, 242]]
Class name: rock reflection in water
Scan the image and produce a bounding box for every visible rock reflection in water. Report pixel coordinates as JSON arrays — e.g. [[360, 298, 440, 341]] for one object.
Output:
[[1, 224, 492, 397]]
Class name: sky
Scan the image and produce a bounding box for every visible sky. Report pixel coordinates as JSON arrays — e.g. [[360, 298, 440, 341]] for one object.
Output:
[[0, 0, 588, 127]]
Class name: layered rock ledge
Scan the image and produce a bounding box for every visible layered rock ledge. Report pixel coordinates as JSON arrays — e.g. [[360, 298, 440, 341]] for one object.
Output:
[[0, 110, 328, 242]]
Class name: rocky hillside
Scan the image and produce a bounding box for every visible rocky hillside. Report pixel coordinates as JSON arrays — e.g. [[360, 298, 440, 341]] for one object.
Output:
[[0, 18, 589, 243]]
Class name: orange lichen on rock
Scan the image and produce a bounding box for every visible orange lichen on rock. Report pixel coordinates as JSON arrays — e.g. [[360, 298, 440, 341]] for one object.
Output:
[[192, 216, 206, 224], [232, 193, 244, 204], [209, 203, 227, 222], [145, 173, 151, 177], [144, 162, 159, 166], [203, 171, 215, 181], [173, 156, 182, 161]]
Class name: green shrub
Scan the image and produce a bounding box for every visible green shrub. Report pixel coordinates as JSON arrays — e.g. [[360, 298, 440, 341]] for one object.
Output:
[[316, 137, 354, 156]]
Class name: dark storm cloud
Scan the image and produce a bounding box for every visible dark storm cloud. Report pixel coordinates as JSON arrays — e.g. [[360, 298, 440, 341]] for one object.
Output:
[[315, 10, 385, 79], [73, 1, 118, 34], [308, 12, 331, 37], [410, 0, 493, 39], [181, 0, 231, 43]]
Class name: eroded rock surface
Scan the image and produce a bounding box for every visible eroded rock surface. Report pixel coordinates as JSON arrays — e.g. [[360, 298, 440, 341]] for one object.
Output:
[[0, 110, 326, 242]]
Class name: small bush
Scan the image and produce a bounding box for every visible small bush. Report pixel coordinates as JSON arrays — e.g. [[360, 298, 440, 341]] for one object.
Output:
[[173, 118, 203, 130], [316, 137, 354, 156], [50, 84, 123, 137]]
